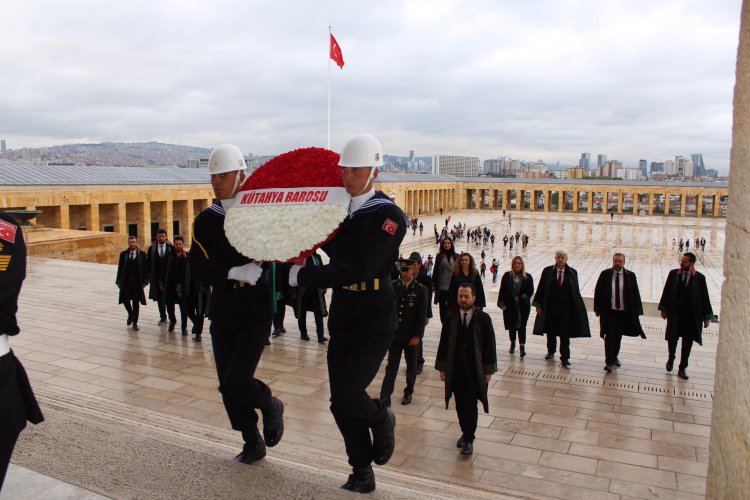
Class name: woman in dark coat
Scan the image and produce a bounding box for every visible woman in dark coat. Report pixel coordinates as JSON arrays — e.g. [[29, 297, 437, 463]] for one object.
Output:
[[432, 236, 458, 323], [497, 256, 534, 357], [447, 252, 486, 310]]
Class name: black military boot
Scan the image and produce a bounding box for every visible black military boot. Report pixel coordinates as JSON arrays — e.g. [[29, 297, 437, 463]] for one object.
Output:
[[261, 396, 284, 447], [341, 465, 375, 494], [233, 430, 266, 465], [372, 409, 396, 465]]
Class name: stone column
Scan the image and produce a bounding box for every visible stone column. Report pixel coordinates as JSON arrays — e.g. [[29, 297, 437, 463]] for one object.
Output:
[[572, 191, 579, 212], [707, 2, 750, 496], [713, 194, 721, 217], [697, 194, 704, 218], [185, 201, 195, 244], [588, 192, 594, 214], [648, 192, 655, 215], [632, 193, 639, 215], [89, 202, 100, 232], [617, 192, 623, 214], [664, 192, 671, 216], [116, 202, 127, 234], [139, 201, 150, 249], [558, 191, 564, 212], [60, 204, 70, 230], [530, 191, 537, 211]]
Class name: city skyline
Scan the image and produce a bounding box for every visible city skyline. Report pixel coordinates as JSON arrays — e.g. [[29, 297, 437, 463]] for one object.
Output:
[[0, 1, 741, 173]]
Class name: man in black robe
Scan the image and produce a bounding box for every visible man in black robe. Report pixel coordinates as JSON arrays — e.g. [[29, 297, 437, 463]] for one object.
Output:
[[115, 235, 148, 331], [594, 252, 645, 372], [658, 252, 714, 380], [147, 228, 175, 327]]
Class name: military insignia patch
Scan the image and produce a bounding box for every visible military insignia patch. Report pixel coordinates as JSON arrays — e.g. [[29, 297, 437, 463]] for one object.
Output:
[[0, 255, 10, 271], [382, 218, 398, 235], [0, 219, 16, 243]]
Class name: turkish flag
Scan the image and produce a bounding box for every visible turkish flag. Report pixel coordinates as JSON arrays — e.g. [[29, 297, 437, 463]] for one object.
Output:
[[0, 219, 17, 243], [330, 33, 345, 69]]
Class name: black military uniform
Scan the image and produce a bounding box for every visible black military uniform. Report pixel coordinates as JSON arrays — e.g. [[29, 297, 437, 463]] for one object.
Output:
[[189, 201, 283, 462], [147, 239, 175, 325], [379, 260, 427, 406], [296, 191, 406, 475], [0, 213, 44, 490], [269, 262, 290, 339], [412, 253, 433, 373], [115, 246, 148, 330]]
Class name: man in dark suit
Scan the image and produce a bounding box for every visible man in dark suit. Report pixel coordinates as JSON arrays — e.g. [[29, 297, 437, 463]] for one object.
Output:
[[436, 283, 497, 456], [0, 212, 44, 491], [532, 250, 591, 367], [115, 235, 148, 331], [594, 253, 646, 372], [658, 252, 714, 380], [147, 228, 175, 327], [380, 258, 427, 407], [164, 235, 193, 335], [410, 251, 433, 375]]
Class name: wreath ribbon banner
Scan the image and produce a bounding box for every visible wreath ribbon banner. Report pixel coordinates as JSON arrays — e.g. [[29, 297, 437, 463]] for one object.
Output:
[[234, 187, 350, 207]]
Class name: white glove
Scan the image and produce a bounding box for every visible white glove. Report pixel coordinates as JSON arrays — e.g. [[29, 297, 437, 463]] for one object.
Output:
[[228, 262, 264, 286], [288, 264, 305, 286]]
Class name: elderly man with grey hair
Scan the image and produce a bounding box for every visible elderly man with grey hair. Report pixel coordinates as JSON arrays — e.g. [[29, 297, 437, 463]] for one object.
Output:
[[532, 250, 590, 367], [594, 253, 646, 372]]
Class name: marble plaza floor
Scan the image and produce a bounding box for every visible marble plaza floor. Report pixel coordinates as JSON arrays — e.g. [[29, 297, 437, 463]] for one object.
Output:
[[6, 210, 723, 499]]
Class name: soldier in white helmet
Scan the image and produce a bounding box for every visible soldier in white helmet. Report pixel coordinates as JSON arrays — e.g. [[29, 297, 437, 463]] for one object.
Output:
[[289, 135, 407, 493], [188, 144, 284, 465]]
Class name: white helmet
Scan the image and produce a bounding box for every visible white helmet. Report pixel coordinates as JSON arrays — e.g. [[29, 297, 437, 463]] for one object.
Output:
[[208, 144, 247, 175], [338, 134, 384, 168]]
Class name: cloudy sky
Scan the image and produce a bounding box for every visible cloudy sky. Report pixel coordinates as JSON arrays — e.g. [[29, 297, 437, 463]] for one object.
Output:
[[0, 0, 742, 171]]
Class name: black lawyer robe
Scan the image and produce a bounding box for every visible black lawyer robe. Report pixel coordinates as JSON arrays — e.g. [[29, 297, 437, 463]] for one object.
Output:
[[593, 268, 645, 339]]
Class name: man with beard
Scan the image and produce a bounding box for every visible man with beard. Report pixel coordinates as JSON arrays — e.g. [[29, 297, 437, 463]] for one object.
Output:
[[658, 252, 714, 380], [147, 228, 175, 328]]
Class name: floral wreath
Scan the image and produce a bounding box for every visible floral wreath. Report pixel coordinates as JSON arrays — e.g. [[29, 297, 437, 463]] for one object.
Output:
[[224, 147, 350, 262]]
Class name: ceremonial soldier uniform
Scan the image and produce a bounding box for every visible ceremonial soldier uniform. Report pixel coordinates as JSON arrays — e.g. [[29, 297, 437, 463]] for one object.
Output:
[[380, 259, 427, 406], [0, 213, 44, 491], [115, 236, 148, 331], [291, 134, 406, 494], [189, 144, 284, 465]]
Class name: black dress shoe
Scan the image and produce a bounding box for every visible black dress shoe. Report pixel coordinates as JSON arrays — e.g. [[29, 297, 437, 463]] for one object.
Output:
[[604, 365, 613, 373], [456, 436, 465, 448], [509, 341, 516, 354], [372, 410, 396, 465], [265, 338, 271, 345], [271, 329, 282, 337], [381, 396, 391, 408], [318, 337, 328, 344], [614, 358, 621, 367], [280, 327, 287, 333], [341, 465, 375, 493], [261, 397, 284, 447], [232, 438, 266, 464], [181, 328, 188, 336], [300, 334, 310, 341], [168, 321, 176, 333], [132, 324, 139, 331], [401, 393, 412, 405], [158, 318, 167, 325], [520, 345, 526, 358], [193, 334, 202, 342], [561, 359, 571, 368], [415, 363, 424, 375], [127, 314, 133, 326], [460, 441, 474, 455], [666, 357, 675, 372], [545, 352, 554, 360], [678, 369, 689, 380]]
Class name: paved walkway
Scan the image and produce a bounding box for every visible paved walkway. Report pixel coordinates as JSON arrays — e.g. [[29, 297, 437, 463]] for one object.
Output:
[[7, 210, 722, 499]]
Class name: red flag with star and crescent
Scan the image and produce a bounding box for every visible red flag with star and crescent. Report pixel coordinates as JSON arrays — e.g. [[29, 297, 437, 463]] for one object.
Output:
[[330, 33, 345, 69], [0, 219, 17, 243]]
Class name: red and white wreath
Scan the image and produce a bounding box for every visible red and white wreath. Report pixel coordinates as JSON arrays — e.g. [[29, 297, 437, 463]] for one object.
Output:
[[224, 147, 350, 262]]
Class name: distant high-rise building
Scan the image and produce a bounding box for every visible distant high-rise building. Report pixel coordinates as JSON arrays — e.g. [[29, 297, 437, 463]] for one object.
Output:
[[639, 159, 648, 177], [409, 150, 414, 161], [0, 140, 6, 153], [579, 152, 591, 169], [597, 154, 607, 167], [675, 156, 694, 177], [597, 160, 622, 177], [650, 161, 665, 173], [690, 153, 706, 176], [483, 159, 501, 175], [664, 160, 676, 176], [432, 154, 480, 177]]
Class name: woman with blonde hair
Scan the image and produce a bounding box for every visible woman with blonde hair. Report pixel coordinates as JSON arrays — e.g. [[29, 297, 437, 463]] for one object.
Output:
[[448, 252, 486, 311], [497, 256, 535, 357]]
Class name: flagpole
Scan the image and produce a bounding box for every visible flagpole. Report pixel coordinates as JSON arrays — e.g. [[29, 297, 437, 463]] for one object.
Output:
[[327, 25, 332, 150]]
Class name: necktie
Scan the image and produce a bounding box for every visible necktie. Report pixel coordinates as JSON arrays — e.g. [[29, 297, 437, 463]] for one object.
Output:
[[557, 270, 563, 287], [683, 273, 688, 287], [159, 245, 164, 257], [615, 272, 621, 309], [463, 313, 468, 329], [131, 252, 135, 260]]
